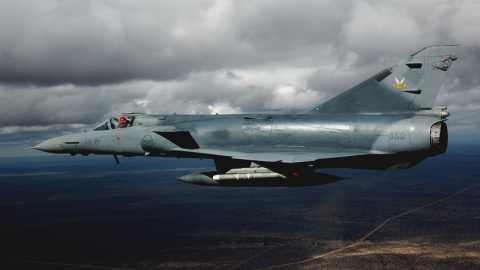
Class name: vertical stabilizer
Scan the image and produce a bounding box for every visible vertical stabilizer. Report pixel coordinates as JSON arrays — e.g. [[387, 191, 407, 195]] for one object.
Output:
[[307, 45, 459, 114]]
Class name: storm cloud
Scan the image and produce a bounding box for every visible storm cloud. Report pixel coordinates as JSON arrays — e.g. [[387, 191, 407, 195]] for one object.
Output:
[[1, 0, 479, 156]]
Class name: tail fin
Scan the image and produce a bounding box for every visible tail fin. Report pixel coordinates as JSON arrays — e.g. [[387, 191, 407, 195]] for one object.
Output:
[[307, 45, 459, 114]]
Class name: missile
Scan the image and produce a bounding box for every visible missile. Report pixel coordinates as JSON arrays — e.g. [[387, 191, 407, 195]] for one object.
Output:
[[213, 172, 285, 180], [213, 167, 286, 181], [177, 167, 285, 186]]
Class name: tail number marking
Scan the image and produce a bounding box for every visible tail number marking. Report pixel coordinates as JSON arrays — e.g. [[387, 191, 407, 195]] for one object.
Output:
[[389, 132, 406, 140]]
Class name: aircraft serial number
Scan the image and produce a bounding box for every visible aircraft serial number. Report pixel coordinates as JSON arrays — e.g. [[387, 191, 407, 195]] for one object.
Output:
[[84, 138, 101, 145], [389, 132, 405, 140]]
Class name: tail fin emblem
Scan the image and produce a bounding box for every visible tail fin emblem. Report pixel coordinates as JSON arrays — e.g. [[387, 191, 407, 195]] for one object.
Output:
[[393, 77, 406, 89]]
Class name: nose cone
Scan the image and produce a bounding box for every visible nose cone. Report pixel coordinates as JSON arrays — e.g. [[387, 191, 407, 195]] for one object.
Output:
[[34, 136, 65, 153]]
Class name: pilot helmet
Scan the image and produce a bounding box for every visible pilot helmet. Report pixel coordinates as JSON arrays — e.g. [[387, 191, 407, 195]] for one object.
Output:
[[119, 116, 126, 123]]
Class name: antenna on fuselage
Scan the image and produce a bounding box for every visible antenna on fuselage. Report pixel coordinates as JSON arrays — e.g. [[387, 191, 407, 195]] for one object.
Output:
[[122, 112, 145, 115], [113, 155, 120, 165]]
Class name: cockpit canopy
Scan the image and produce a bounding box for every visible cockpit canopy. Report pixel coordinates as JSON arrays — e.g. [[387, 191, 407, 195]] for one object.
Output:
[[93, 115, 135, 131]]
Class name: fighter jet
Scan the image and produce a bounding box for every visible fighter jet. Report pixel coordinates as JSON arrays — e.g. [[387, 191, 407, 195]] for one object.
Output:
[[34, 45, 459, 187]]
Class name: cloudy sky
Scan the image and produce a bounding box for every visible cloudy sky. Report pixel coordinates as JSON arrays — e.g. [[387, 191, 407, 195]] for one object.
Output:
[[1, 0, 479, 157]]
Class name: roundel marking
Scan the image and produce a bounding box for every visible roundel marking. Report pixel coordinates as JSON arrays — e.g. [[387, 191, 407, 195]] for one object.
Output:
[[142, 135, 154, 148]]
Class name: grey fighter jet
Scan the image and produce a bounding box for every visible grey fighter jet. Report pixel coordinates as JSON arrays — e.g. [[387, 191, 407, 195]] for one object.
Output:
[[34, 45, 459, 187]]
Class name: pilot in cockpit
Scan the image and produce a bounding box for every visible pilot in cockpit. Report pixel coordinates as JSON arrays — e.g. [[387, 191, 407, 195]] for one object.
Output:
[[93, 115, 134, 131], [119, 116, 127, 128], [118, 116, 134, 128]]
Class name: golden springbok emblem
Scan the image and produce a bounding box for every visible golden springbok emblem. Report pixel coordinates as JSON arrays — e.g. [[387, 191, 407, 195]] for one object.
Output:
[[393, 77, 406, 89]]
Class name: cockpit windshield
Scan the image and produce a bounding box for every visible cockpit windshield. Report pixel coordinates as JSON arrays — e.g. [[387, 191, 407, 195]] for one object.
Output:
[[93, 116, 135, 131]]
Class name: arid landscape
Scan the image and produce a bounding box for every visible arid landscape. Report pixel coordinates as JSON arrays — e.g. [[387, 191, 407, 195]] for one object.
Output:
[[0, 145, 479, 269]]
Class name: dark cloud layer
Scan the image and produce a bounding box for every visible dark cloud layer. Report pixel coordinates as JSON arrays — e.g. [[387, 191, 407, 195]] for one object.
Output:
[[1, 0, 479, 156], [0, 1, 352, 86]]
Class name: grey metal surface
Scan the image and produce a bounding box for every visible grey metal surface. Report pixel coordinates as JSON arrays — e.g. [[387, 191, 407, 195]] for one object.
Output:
[[34, 45, 458, 187]]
